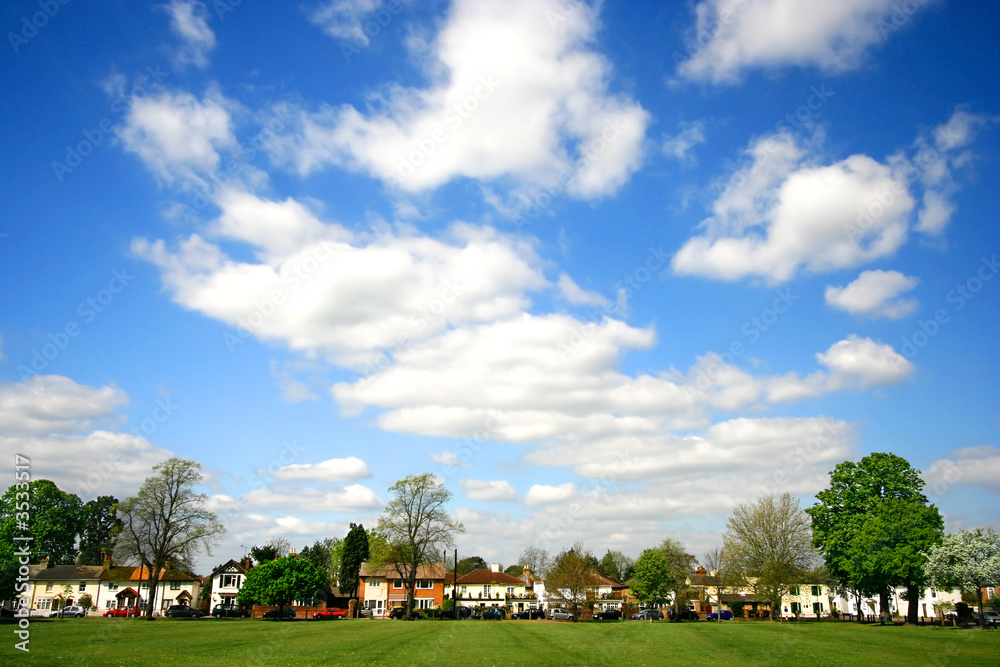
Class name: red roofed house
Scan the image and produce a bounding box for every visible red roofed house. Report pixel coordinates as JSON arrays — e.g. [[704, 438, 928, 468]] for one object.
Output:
[[455, 563, 539, 615], [359, 562, 446, 618]]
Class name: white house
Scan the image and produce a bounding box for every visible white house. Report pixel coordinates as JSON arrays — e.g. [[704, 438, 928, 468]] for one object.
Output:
[[455, 564, 536, 614], [209, 558, 251, 607]]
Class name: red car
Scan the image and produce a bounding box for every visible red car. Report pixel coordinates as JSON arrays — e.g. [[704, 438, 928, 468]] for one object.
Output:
[[313, 607, 348, 620], [104, 607, 139, 618]]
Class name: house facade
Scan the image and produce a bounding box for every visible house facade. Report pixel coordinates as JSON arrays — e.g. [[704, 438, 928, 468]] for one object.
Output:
[[209, 558, 251, 607], [359, 562, 446, 617], [455, 564, 537, 614]]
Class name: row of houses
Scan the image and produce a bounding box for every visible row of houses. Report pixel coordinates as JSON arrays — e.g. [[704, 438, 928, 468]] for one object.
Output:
[[16, 554, 973, 621]]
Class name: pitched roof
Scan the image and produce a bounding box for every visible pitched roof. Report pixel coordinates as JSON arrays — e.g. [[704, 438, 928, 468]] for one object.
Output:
[[457, 569, 526, 586], [359, 562, 446, 580], [101, 566, 197, 582], [210, 558, 249, 577], [32, 565, 103, 581], [590, 573, 623, 588]]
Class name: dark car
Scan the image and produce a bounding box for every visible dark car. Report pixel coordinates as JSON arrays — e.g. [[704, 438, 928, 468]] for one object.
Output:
[[165, 605, 202, 618], [511, 609, 545, 619], [632, 608, 664, 620], [669, 608, 699, 621], [262, 607, 296, 619], [981, 611, 1000, 628], [594, 609, 623, 620], [440, 606, 472, 619], [481, 607, 505, 620], [705, 610, 734, 620], [389, 608, 423, 620], [212, 604, 250, 618]]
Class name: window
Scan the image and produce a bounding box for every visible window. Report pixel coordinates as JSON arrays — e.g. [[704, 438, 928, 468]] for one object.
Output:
[[170, 581, 181, 590], [105, 601, 116, 609], [507, 586, 515, 596], [483, 584, 492, 598], [790, 602, 801, 614], [45, 583, 53, 592], [37, 599, 52, 611], [416, 580, 433, 589], [813, 602, 824, 614], [460, 585, 467, 594], [931, 589, 936, 598], [416, 598, 433, 610], [788, 586, 799, 596], [393, 580, 404, 590], [108, 582, 118, 591], [367, 578, 381, 588], [222, 574, 239, 588], [221, 595, 235, 605], [140, 582, 149, 589], [79, 582, 87, 591], [811, 585, 821, 596]]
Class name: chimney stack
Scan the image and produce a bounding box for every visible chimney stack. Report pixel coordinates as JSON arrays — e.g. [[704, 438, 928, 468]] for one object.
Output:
[[490, 563, 500, 572]]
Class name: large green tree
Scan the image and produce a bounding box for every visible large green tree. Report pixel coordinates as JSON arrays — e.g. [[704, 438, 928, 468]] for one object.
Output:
[[724, 493, 818, 619], [114, 458, 225, 619], [339, 523, 369, 598], [0, 480, 83, 564], [807, 453, 942, 622], [630, 549, 672, 607], [924, 528, 1000, 622], [300, 537, 341, 588], [376, 473, 463, 618], [546, 542, 597, 616], [456, 556, 487, 575], [237, 556, 327, 618], [597, 549, 634, 585], [77, 495, 121, 565]]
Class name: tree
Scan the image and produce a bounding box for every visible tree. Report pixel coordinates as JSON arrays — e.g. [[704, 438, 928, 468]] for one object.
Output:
[[597, 549, 634, 585], [546, 542, 597, 615], [723, 493, 818, 619], [702, 546, 741, 621], [78, 495, 121, 565], [339, 523, 370, 598], [114, 458, 224, 619], [78, 593, 93, 610], [504, 564, 524, 577], [807, 453, 942, 622], [300, 537, 341, 588], [457, 556, 487, 575], [518, 546, 552, 578], [237, 556, 326, 618], [250, 538, 290, 565], [924, 528, 1000, 622], [376, 473, 463, 618], [630, 549, 671, 607], [655, 538, 695, 611], [0, 480, 83, 564]]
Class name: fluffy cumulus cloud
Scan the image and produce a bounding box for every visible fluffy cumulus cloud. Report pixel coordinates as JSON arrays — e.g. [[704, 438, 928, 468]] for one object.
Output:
[[825, 269, 919, 318], [306, 0, 386, 46], [133, 189, 546, 369], [525, 482, 575, 506], [268, 456, 372, 482], [273, 0, 649, 200], [676, 0, 930, 84], [672, 132, 914, 283], [162, 0, 216, 70], [459, 479, 517, 502], [239, 484, 382, 513], [924, 446, 1000, 495], [0, 375, 173, 499]]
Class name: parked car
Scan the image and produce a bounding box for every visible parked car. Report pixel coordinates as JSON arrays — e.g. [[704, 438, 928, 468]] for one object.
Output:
[[388, 607, 423, 620], [104, 607, 139, 618], [262, 608, 296, 619], [50, 605, 86, 618], [314, 607, 348, 620], [212, 604, 250, 618], [593, 609, 623, 620], [632, 609, 664, 620], [981, 611, 1000, 628], [439, 606, 472, 619], [164, 605, 202, 618], [511, 609, 545, 619], [481, 607, 505, 620], [704, 610, 734, 620], [547, 608, 575, 621], [669, 608, 699, 621]]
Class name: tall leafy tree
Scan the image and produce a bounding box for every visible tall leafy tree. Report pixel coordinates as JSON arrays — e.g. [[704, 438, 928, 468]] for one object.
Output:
[[504, 564, 524, 577], [597, 549, 634, 585], [457, 556, 487, 575], [114, 458, 224, 619], [546, 542, 597, 615], [0, 480, 83, 564], [250, 537, 290, 565], [630, 549, 671, 607], [925, 528, 1000, 622], [807, 453, 942, 622], [723, 493, 818, 619], [376, 473, 463, 618], [339, 523, 370, 598], [300, 537, 340, 587], [237, 556, 327, 618], [77, 495, 121, 565]]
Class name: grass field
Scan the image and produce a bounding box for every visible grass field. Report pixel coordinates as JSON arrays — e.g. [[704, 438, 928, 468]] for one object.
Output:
[[1, 617, 996, 666]]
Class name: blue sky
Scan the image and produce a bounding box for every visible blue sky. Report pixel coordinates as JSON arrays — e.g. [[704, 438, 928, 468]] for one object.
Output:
[[1, 0, 998, 575]]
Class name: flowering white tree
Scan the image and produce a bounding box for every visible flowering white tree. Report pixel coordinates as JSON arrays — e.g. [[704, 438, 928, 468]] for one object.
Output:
[[924, 528, 1000, 622]]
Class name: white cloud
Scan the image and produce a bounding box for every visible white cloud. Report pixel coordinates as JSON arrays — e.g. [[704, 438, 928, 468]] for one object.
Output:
[[459, 479, 517, 502], [825, 269, 919, 318], [117, 89, 236, 184], [525, 482, 575, 506], [672, 132, 913, 283], [307, 0, 385, 46], [662, 120, 706, 164], [162, 0, 216, 70], [0, 375, 129, 435], [268, 0, 649, 200], [815, 334, 913, 389], [556, 273, 608, 307], [241, 484, 382, 512], [428, 449, 472, 469], [925, 446, 1000, 494], [269, 456, 372, 482], [676, 0, 926, 84]]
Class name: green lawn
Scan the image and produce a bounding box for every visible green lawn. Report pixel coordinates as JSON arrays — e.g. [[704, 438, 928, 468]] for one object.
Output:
[[1, 617, 996, 666]]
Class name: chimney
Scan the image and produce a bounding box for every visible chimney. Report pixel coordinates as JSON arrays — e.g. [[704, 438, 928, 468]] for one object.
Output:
[[40, 557, 50, 569], [243, 557, 252, 571], [103, 554, 112, 572], [490, 563, 500, 573]]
